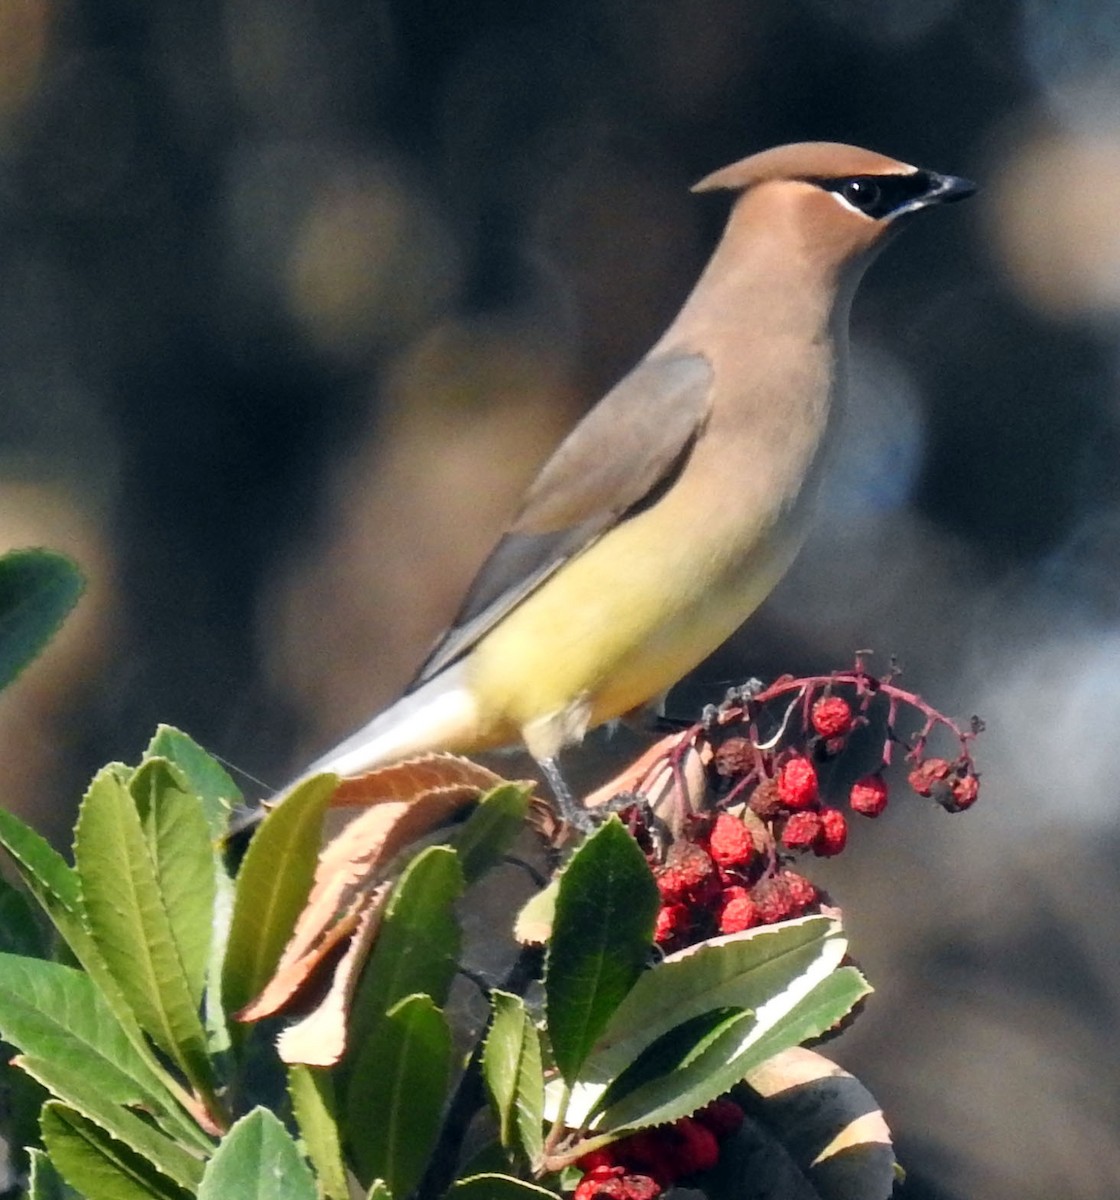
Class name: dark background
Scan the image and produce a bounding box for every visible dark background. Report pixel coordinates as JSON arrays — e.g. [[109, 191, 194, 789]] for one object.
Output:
[[2, 1, 1119, 1196]]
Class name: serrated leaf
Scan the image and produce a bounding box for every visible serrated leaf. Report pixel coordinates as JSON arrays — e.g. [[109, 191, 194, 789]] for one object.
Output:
[[345, 994, 452, 1195], [453, 783, 533, 885], [130, 759, 215, 1011], [449, 1175, 561, 1198], [198, 1108, 317, 1200], [40, 1103, 191, 1200], [288, 1065, 348, 1200], [586, 917, 846, 1086], [222, 774, 335, 1016], [73, 764, 215, 1096], [0, 954, 210, 1151], [27, 1147, 83, 1200], [514, 879, 557, 945], [595, 1007, 760, 1132], [0, 549, 84, 693], [483, 991, 543, 1161], [0, 872, 50, 957], [347, 845, 463, 1051], [741, 964, 871, 1070], [25, 1060, 205, 1191], [143, 726, 240, 841], [0, 805, 82, 927], [589, 1007, 745, 1121], [544, 818, 658, 1083]]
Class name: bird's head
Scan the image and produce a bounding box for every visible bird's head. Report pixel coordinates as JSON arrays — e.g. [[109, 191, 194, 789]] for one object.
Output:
[[693, 141, 975, 278]]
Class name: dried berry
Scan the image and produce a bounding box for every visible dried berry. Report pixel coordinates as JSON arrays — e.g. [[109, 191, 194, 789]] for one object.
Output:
[[811, 695, 853, 738], [708, 812, 756, 868], [781, 870, 820, 912], [714, 736, 753, 777], [656, 843, 718, 906], [849, 774, 888, 817], [664, 1117, 719, 1177], [747, 777, 784, 819], [814, 807, 848, 856], [941, 771, 979, 812], [781, 810, 823, 851], [907, 757, 951, 797], [751, 876, 796, 924], [776, 756, 819, 810]]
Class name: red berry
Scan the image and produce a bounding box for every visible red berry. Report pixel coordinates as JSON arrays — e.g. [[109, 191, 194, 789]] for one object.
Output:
[[776, 756, 819, 810], [813, 808, 848, 856], [781, 870, 820, 912], [849, 774, 888, 817], [654, 903, 690, 945], [908, 757, 950, 797], [811, 695, 853, 738], [664, 1117, 719, 1177], [612, 1130, 677, 1186], [781, 810, 822, 851], [708, 812, 755, 868], [718, 886, 758, 933], [694, 1097, 745, 1139], [578, 1148, 620, 1172]]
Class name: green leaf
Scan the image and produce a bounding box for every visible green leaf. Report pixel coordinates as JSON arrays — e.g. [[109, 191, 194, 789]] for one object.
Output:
[[448, 1175, 561, 1199], [0, 549, 83, 693], [595, 1007, 761, 1132], [544, 817, 658, 1083], [288, 1065, 348, 1200], [143, 726, 241, 841], [482, 991, 543, 1162], [0, 872, 50, 957], [0, 954, 210, 1151], [27, 1147, 83, 1200], [347, 845, 463, 1053], [0, 805, 82, 930], [453, 783, 532, 885], [40, 1103, 191, 1200], [198, 1108, 317, 1200], [25, 1059, 205, 1191], [589, 1007, 746, 1121], [129, 759, 215, 1011], [585, 916, 847, 1086], [743, 963, 871, 1070], [73, 765, 215, 1096], [222, 774, 335, 1016], [345, 994, 452, 1195]]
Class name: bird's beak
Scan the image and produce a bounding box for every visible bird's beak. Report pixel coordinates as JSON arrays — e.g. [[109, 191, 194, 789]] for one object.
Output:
[[926, 172, 978, 205]]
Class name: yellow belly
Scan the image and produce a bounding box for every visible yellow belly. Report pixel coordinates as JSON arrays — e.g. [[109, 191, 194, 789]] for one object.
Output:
[[463, 485, 800, 749]]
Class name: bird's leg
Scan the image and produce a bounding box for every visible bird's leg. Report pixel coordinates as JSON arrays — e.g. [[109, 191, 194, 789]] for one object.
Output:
[[538, 756, 595, 833]]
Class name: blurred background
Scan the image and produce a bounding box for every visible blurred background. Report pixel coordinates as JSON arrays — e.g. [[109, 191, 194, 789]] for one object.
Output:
[[0, 0, 1118, 1195]]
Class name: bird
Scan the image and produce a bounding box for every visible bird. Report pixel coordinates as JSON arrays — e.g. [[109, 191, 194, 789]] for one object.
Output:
[[273, 141, 974, 824]]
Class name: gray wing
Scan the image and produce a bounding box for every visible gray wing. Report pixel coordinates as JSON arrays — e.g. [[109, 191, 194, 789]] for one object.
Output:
[[407, 351, 714, 689]]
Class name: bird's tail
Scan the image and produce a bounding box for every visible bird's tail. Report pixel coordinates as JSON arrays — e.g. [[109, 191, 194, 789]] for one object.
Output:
[[231, 665, 480, 835]]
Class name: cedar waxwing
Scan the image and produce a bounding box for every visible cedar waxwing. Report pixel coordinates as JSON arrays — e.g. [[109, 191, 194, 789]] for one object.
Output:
[[277, 142, 974, 819]]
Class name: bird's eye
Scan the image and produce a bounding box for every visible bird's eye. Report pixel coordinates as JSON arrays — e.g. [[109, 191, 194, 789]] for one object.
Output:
[[840, 178, 881, 212]]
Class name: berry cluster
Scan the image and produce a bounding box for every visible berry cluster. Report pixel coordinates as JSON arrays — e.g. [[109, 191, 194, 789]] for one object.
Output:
[[573, 1098, 744, 1198], [615, 658, 982, 955]]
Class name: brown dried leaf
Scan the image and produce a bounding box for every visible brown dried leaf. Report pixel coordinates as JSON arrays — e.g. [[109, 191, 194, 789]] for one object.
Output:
[[276, 894, 389, 1066], [238, 756, 494, 1022], [330, 753, 503, 807]]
